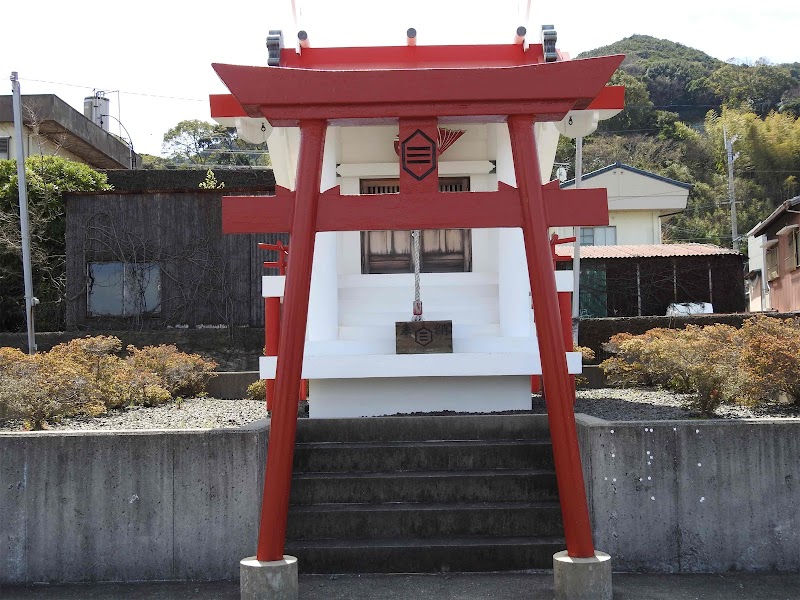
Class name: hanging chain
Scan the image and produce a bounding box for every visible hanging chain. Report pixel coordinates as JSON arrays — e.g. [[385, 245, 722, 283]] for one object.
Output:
[[411, 229, 423, 321]]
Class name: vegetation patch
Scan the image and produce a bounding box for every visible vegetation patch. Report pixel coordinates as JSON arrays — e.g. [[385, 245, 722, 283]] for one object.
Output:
[[0, 336, 217, 429], [600, 315, 800, 415]]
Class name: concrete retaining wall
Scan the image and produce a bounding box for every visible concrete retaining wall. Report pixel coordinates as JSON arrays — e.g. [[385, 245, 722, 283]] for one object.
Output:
[[0, 423, 268, 584], [3, 416, 799, 583], [206, 371, 260, 399], [577, 416, 800, 572]]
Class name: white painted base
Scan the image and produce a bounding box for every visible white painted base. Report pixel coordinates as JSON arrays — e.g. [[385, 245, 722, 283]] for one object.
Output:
[[308, 375, 531, 419], [553, 550, 612, 600], [260, 351, 583, 379]]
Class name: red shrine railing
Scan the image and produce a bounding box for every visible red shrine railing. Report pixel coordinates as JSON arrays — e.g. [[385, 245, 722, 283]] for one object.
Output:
[[258, 240, 306, 410]]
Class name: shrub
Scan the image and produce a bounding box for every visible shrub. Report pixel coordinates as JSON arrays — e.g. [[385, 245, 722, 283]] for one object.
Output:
[[0, 337, 217, 429], [126, 344, 218, 397], [46, 336, 170, 409], [736, 316, 800, 405], [599, 316, 800, 415], [575, 345, 595, 362], [0, 347, 103, 429], [246, 379, 267, 402]]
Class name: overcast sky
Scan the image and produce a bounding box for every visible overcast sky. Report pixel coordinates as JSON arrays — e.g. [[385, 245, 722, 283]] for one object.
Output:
[[3, 0, 797, 157]]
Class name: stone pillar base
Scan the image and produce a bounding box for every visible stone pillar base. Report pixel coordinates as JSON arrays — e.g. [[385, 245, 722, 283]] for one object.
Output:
[[240, 555, 298, 600], [553, 550, 612, 600]]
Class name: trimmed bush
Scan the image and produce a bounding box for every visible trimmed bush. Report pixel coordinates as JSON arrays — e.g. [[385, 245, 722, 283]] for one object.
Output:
[[126, 344, 217, 397], [246, 379, 267, 402], [0, 347, 103, 430], [600, 316, 800, 414], [0, 337, 218, 429]]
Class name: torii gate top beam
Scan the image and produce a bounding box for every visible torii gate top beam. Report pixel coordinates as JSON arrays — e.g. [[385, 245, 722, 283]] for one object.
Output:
[[211, 44, 623, 126]]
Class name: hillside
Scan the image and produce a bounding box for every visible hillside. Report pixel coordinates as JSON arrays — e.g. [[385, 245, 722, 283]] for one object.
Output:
[[580, 35, 724, 121], [579, 35, 723, 70], [559, 35, 800, 251]]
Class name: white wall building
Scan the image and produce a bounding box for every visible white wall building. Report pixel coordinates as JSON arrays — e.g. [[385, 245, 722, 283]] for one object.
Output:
[[555, 162, 690, 246]]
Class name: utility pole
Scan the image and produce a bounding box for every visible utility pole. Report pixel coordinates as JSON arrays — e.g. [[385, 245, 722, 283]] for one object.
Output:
[[10, 72, 37, 354], [724, 125, 740, 251], [571, 135, 583, 344]]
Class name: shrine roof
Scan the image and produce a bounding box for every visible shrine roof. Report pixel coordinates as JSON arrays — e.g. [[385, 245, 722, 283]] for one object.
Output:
[[274, 43, 549, 70], [211, 48, 624, 126]]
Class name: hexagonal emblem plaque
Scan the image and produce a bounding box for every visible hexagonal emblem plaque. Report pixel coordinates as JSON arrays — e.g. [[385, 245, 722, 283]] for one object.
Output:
[[400, 129, 437, 181], [395, 320, 453, 354]]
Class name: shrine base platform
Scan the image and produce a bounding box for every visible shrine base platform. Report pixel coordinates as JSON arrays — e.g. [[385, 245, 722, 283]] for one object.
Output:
[[308, 375, 531, 419]]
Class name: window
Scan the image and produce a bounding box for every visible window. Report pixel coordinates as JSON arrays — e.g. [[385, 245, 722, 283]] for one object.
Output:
[[87, 262, 161, 316], [766, 247, 779, 281], [790, 229, 800, 270], [579, 226, 616, 246], [0, 137, 9, 160], [360, 178, 472, 274]]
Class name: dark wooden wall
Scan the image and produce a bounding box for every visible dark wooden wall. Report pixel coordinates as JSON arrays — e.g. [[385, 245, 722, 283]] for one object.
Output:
[[591, 254, 745, 318], [65, 191, 286, 330]]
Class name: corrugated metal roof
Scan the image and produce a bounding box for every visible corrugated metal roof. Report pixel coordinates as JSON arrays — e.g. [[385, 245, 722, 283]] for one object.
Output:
[[554, 243, 742, 259]]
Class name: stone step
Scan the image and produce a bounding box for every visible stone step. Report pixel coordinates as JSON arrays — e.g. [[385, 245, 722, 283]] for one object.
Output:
[[293, 439, 555, 473], [295, 414, 552, 444], [290, 469, 558, 506], [339, 323, 501, 340], [339, 307, 500, 326], [285, 535, 565, 574], [287, 500, 564, 540], [338, 290, 498, 315]]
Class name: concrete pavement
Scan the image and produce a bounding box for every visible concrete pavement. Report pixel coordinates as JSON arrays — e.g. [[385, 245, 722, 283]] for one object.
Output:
[[2, 572, 799, 600]]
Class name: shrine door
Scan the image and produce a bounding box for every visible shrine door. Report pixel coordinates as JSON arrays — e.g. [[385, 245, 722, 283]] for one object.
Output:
[[360, 177, 472, 274]]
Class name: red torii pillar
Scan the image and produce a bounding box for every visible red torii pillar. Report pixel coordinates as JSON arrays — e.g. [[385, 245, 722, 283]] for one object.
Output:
[[213, 50, 624, 563]]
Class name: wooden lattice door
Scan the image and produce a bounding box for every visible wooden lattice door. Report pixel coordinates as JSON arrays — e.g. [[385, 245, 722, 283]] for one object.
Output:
[[360, 177, 472, 274]]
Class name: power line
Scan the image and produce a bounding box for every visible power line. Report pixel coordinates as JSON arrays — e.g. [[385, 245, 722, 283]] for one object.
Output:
[[19, 78, 206, 102]]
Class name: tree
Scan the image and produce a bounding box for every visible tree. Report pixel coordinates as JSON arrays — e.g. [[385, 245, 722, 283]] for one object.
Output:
[[139, 153, 171, 169], [707, 63, 795, 115], [161, 119, 270, 167], [0, 156, 111, 331], [579, 34, 724, 123], [162, 120, 230, 165], [597, 70, 660, 134]]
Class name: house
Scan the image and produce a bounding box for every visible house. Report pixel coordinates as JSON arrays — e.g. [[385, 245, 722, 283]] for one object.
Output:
[[746, 195, 800, 312], [64, 169, 278, 330], [548, 163, 746, 316], [553, 162, 691, 245], [0, 94, 137, 169]]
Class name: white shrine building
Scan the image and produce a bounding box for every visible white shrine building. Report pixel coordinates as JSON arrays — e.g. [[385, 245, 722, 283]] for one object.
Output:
[[216, 58, 622, 420]]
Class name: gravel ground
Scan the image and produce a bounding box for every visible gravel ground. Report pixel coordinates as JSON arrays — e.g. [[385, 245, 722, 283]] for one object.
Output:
[[2, 388, 799, 432], [0, 398, 270, 432], [570, 388, 800, 421]]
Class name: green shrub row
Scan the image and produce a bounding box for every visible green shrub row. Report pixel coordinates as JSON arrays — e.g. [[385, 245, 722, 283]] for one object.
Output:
[[0, 336, 217, 429], [600, 315, 800, 414]]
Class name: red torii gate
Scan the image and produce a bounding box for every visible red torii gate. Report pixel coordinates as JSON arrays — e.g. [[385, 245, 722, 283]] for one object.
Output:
[[212, 43, 624, 564]]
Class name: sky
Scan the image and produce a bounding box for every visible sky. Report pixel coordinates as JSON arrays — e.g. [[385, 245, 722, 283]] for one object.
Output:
[[2, 0, 798, 158]]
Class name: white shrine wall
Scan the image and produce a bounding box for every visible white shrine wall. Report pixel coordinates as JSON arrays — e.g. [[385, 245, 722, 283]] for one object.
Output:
[[262, 122, 580, 418]]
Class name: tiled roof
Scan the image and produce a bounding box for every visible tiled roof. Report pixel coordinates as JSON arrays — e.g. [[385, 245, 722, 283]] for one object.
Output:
[[554, 243, 742, 259]]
